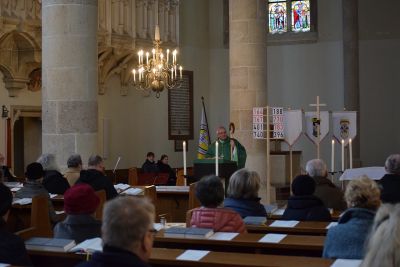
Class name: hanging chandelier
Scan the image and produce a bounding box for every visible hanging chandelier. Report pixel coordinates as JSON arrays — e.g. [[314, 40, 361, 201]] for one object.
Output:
[[132, 23, 183, 98]]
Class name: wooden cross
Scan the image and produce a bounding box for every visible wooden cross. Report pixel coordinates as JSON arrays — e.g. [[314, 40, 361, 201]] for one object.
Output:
[[309, 96, 326, 159]]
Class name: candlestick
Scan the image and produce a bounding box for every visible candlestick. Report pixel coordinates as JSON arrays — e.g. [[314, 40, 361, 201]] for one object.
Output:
[[342, 140, 344, 171], [153, 49, 155, 62], [183, 141, 187, 175], [216, 142, 219, 176], [331, 140, 334, 172], [349, 139, 353, 169], [167, 49, 169, 63]]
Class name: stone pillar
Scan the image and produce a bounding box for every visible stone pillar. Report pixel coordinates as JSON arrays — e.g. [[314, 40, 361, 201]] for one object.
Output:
[[42, 0, 98, 170], [343, 0, 361, 167], [229, 0, 270, 203]]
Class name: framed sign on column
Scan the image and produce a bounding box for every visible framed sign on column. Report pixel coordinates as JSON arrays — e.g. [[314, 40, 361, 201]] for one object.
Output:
[[168, 70, 194, 141]]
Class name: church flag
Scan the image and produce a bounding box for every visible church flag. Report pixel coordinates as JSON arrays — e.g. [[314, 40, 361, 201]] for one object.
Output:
[[197, 105, 209, 159], [332, 111, 357, 147], [304, 111, 330, 146], [283, 110, 302, 147]]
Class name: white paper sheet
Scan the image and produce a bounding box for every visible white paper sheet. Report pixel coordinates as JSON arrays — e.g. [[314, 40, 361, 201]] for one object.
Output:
[[55, 211, 65, 215], [259, 234, 287, 243], [273, 209, 285, 215], [208, 232, 238, 241], [154, 223, 164, 231], [326, 222, 338, 229], [50, 194, 58, 198], [12, 198, 32, 205], [176, 250, 210, 261], [330, 259, 362, 267], [10, 187, 21, 192], [164, 223, 186, 229], [269, 220, 299, 227], [0, 263, 10, 267]]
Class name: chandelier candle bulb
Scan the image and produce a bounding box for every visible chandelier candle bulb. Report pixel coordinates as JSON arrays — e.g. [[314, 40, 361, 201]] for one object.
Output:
[[216, 142, 219, 176], [349, 139, 353, 169], [171, 68, 173, 81], [175, 67, 177, 79], [167, 49, 169, 62], [179, 66, 182, 79], [342, 140, 344, 171], [133, 69, 136, 82], [153, 49, 155, 61], [331, 140, 334, 172], [183, 141, 187, 176], [146, 52, 149, 64]]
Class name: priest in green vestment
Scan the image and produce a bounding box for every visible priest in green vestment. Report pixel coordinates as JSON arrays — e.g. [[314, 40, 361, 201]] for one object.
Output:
[[205, 126, 247, 169]]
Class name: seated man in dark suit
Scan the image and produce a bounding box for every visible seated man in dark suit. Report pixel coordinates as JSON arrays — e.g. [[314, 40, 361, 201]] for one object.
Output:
[[142, 152, 160, 174], [76, 197, 155, 267], [376, 154, 400, 203], [0, 153, 15, 182], [75, 155, 118, 200], [0, 183, 32, 266]]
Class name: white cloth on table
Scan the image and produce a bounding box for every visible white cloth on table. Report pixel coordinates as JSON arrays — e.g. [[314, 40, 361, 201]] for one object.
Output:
[[339, 167, 385, 181]]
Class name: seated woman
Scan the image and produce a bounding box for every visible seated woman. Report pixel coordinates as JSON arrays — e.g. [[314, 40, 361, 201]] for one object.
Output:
[[0, 183, 32, 266], [54, 184, 102, 243], [15, 162, 59, 228], [223, 168, 267, 218], [190, 175, 247, 233], [323, 175, 381, 259], [37, 153, 70, 195], [157, 155, 176, 185], [283, 175, 332, 222], [361, 204, 400, 267]]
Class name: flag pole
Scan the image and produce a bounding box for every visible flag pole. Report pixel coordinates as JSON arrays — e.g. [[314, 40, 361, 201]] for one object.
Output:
[[201, 96, 211, 143]]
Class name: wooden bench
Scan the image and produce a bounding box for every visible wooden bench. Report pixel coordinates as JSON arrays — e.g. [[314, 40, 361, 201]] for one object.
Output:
[[246, 220, 331, 236], [5, 194, 52, 238], [154, 230, 325, 257], [270, 211, 343, 222], [27, 247, 335, 267]]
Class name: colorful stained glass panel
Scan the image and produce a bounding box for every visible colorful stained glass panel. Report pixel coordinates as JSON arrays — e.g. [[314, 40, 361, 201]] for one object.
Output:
[[269, 2, 287, 34], [291, 1, 310, 32]]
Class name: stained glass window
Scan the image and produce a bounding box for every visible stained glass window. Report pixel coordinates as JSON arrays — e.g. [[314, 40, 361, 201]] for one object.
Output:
[[268, 1, 287, 34], [291, 1, 310, 32]]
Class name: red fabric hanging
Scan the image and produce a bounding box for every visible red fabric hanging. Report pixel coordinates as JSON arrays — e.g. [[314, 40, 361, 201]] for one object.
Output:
[[6, 118, 11, 168]]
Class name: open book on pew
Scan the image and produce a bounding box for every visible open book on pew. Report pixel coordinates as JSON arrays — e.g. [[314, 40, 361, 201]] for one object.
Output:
[[114, 183, 130, 191], [25, 238, 76, 252], [243, 216, 267, 225], [4, 182, 20, 187], [69, 237, 103, 253], [12, 198, 32, 205], [120, 188, 143, 195]]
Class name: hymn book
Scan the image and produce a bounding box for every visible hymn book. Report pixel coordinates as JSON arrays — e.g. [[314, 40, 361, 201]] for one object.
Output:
[[69, 238, 102, 253], [264, 205, 278, 215], [25, 238, 76, 252], [163, 227, 191, 238], [243, 216, 268, 225], [185, 228, 214, 239]]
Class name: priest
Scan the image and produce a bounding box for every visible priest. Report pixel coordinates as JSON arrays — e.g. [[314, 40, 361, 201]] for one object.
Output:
[[205, 126, 246, 169]]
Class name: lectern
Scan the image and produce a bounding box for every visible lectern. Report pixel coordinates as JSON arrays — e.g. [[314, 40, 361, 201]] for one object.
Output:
[[193, 159, 237, 195]]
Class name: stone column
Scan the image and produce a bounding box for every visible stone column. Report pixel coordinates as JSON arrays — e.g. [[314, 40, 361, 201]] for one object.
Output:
[[42, 0, 98, 170], [229, 0, 270, 203], [343, 0, 361, 167]]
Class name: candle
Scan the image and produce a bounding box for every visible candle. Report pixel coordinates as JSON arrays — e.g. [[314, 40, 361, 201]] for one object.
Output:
[[152, 49, 155, 61], [138, 52, 140, 64], [146, 52, 149, 64], [331, 140, 334, 172], [167, 49, 169, 63], [183, 141, 187, 175], [349, 139, 353, 169], [140, 50, 143, 64], [342, 140, 344, 171], [215, 142, 219, 176], [160, 54, 163, 60], [132, 69, 136, 82], [179, 66, 182, 78]]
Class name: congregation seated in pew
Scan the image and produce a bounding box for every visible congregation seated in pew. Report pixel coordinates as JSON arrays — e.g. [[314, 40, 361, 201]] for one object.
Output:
[[0, 152, 15, 182], [0, 183, 32, 266], [376, 154, 400, 204], [190, 175, 247, 233], [306, 159, 347, 211], [76, 197, 155, 267], [75, 155, 118, 200], [223, 168, 267, 218], [323, 175, 381, 259], [283, 175, 332, 222], [37, 153, 70, 195], [54, 184, 102, 243], [361, 203, 400, 267], [157, 155, 177, 186], [63, 153, 83, 187], [15, 162, 59, 228], [142, 152, 160, 174]]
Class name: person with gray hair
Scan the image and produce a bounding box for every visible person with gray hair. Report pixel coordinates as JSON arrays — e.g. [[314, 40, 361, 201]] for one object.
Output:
[[63, 154, 83, 187], [306, 159, 347, 211], [223, 168, 267, 218], [75, 155, 118, 200], [37, 153, 70, 195], [0, 153, 15, 182], [376, 154, 400, 204], [76, 197, 155, 267]]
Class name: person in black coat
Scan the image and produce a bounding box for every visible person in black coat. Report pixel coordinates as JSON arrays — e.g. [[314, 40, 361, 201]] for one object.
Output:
[[0, 183, 32, 266], [376, 154, 400, 204], [0, 153, 15, 182], [75, 155, 118, 200], [223, 168, 267, 218], [54, 184, 101, 243], [141, 152, 160, 174], [37, 153, 70, 195], [76, 197, 154, 267], [157, 155, 176, 186], [283, 175, 332, 222]]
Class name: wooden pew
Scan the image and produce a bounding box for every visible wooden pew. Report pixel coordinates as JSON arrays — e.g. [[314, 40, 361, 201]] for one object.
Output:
[[27, 247, 335, 267], [246, 220, 331, 236], [188, 182, 201, 210], [94, 190, 106, 220], [270, 211, 343, 222], [154, 230, 325, 257], [5, 194, 52, 238]]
